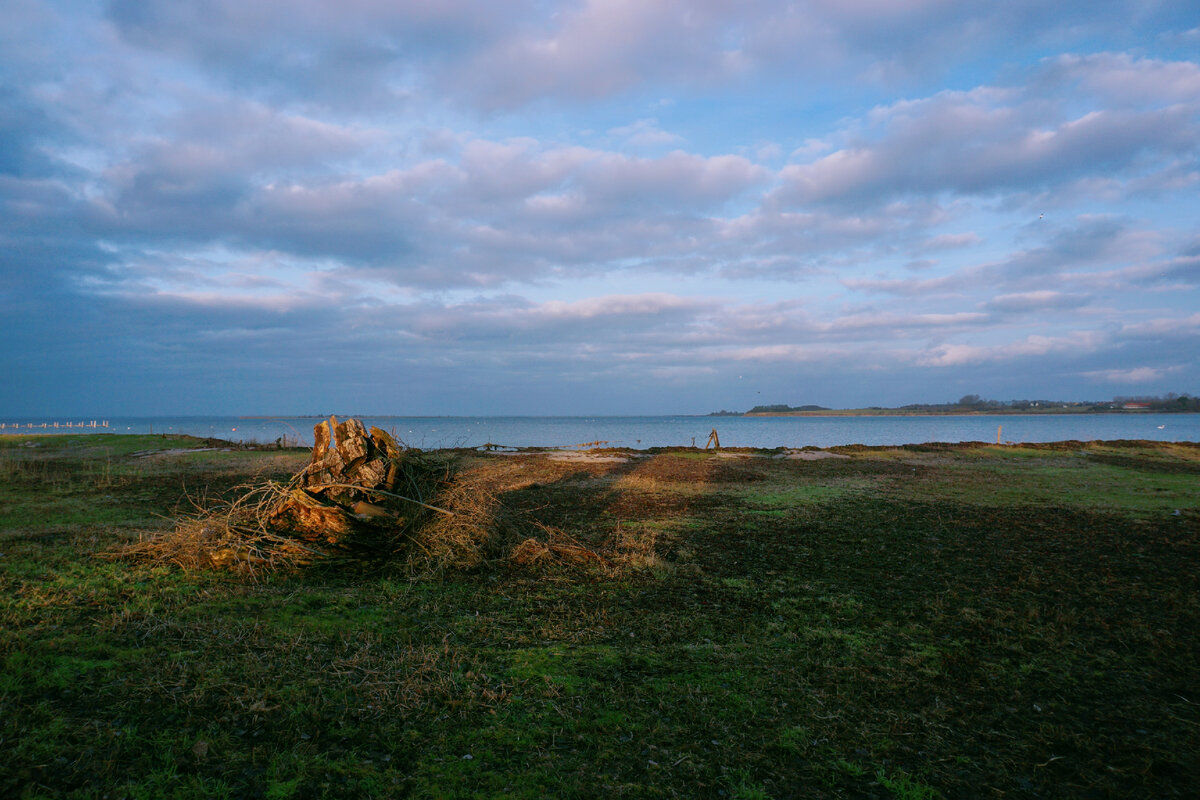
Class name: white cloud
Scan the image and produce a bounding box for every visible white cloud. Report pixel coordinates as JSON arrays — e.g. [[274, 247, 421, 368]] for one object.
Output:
[[918, 331, 1105, 367], [537, 293, 710, 319], [608, 118, 685, 147], [1080, 366, 1175, 383], [1044, 53, 1200, 106], [920, 233, 981, 251], [984, 291, 1091, 312], [770, 62, 1200, 207]]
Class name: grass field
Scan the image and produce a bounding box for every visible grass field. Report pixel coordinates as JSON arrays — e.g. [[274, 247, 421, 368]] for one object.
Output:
[[1, 434, 1198, 798]]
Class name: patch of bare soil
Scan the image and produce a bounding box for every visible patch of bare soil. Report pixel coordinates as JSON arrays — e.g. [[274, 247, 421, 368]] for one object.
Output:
[[776, 449, 851, 460], [546, 451, 631, 463]]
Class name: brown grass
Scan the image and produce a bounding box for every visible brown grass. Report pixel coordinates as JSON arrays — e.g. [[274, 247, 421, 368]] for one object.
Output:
[[114, 473, 321, 574], [115, 449, 457, 575], [407, 454, 616, 574], [111, 448, 623, 578]]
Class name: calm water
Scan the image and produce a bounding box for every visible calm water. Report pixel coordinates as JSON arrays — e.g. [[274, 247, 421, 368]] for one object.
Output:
[[3, 414, 1197, 449]]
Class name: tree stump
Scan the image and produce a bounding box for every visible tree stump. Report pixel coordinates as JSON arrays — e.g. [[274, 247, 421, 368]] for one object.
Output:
[[266, 416, 407, 545]]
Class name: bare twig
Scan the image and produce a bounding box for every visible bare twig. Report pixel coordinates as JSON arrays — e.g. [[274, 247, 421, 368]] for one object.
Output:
[[307, 483, 457, 516]]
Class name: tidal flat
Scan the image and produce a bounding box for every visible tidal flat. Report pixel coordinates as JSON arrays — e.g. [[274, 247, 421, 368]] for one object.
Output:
[[1, 434, 1198, 799]]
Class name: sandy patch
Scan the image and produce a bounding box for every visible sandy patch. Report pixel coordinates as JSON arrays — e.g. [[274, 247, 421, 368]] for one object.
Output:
[[776, 450, 850, 461], [546, 451, 630, 463], [133, 447, 228, 458]]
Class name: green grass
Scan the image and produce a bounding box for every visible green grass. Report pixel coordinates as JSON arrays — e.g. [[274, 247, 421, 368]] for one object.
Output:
[[910, 458, 1198, 515], [741, 484, 854, 507], [1, 436, 1198, 798]]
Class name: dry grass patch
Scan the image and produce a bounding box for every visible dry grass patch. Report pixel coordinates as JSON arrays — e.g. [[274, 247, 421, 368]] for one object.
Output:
[[115, 448, 455, 575]]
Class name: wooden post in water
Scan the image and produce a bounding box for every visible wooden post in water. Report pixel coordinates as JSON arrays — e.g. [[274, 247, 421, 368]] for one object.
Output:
[[996, 425, 1002, 444]]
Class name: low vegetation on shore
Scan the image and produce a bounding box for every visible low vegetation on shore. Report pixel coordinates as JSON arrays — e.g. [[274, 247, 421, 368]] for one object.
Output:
[[729, 392, 1200, 416], [2, 434, 1198, 798]]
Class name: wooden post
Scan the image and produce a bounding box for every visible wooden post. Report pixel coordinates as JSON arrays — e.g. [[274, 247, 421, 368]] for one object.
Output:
[[705, 428, 720, 450], [996, 425, 1002, 445]]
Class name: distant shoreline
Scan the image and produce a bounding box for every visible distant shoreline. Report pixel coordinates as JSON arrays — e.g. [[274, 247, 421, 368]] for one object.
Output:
[[736, 408, 1199, 417]]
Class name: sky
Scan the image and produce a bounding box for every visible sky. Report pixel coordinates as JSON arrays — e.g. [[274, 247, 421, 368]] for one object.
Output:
[[2, 1, 1199, 416]]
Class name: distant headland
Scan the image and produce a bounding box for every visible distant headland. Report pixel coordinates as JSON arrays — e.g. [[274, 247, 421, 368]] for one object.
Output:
[[710, 393, 1200, 417]]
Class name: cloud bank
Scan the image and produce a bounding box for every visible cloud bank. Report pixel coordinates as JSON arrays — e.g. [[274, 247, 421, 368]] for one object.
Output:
[[1, 1, 1197, 414]]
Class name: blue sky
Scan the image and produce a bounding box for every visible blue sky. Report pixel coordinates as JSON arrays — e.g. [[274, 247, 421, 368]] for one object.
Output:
[[2, 1, 1198, 415]]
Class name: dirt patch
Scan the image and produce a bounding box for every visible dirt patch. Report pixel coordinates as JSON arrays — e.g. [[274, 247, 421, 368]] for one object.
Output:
[[131, 447, 229, 458], [546, 451, 631, 463], [777, 450, 851, 460]]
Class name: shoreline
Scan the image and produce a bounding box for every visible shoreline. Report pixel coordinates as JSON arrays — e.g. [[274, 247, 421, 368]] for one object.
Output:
[[739, 408, 1200, 417], [5, 414, 1197, 449], [3, 430, 1198, 453]]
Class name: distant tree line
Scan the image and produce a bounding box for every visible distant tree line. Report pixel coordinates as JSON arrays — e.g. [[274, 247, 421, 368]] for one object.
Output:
[[1109, 393, 1200, 411], [914, 393, 1200, 412], [744, 404, 830, 413], [728, 393, 1199, 414]]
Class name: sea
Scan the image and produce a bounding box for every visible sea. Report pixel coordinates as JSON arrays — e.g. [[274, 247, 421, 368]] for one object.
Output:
[[2, 414, 1197, 450]]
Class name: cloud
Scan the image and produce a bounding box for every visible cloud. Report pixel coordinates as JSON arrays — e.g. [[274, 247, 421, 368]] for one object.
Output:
[[0, 87, 69, 178], [1042, 52, 1200, 106], [104, 0, 525, 107], [80, 132, 771, 288], [772, 79, 1199, 206], [845, 216, 1159, 298], [1156, 255, 1200, 284], [444, 0, 751, 108], [1114, 313, 1200, 339], [984, 291, 1091, 313], [918, 232, 982, 251], [918, 331, 1105, 367], [3, 2, 1198, 414], [712, 201, 951, 279], [1080, 366, 1174, 383], [608, 118, 686, 148], [573, 151, 769, 211], [97, 1, 1193, 112], [537, 293, 708, 320]]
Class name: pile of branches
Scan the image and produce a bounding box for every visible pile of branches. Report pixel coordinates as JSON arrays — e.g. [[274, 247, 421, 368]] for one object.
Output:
[[120, 416, 626, 576], [120, 417, 463, 574]]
